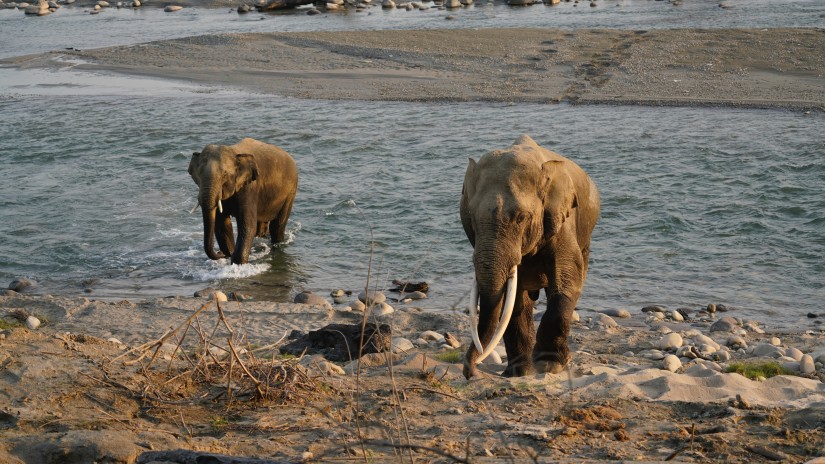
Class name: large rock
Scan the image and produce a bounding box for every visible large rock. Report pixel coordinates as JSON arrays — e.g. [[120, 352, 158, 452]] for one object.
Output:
[[280, 322, 391, 362], [709, 316, 739, 332], [13, 430, 139, 464], [23, 0, 49, 14], [8, 278, 35, 293]]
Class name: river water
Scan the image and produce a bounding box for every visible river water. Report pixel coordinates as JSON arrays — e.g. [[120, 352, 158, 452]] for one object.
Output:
[[1, 0, 823, 330]]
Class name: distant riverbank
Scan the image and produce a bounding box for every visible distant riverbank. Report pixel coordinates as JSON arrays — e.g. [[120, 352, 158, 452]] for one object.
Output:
[[5, 27, 824, 110]]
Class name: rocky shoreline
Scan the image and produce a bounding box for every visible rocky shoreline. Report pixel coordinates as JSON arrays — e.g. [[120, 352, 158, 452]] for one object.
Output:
[[2, 280, 825, 462]]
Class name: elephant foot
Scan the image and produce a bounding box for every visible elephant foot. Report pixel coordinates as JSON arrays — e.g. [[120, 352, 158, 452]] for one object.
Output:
[[533, 349, 571, 375], [502, 363, 536, 378]]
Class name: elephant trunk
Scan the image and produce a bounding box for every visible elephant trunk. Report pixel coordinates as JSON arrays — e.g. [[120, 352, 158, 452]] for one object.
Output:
[[199, 185, 224, 260], [469, 243, 520, 364]]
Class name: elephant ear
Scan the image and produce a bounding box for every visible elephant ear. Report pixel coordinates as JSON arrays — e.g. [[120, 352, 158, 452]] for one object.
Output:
[[541, 160, 578, 237], [460, 158, 478, 247], [188, 152, 201, 180], [234, 153, 259, 192]]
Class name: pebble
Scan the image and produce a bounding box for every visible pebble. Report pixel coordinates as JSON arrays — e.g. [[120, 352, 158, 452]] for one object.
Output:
[[799, 354, 816, 374], [392, 337, 415, 353], [194, 287, 216, 298], [25, 315, 41, 330], [349, 300, 366, 312], [444, 332, 461, 348], [420, 330, 445, 344], [599, 308, 630, 318], [706, 303, 717, 314], [669, 310, 684, 322], [726, 335, 748, 349], [662, 354, 681, 372], [693, 334, 720, 351], [641, 305, 666, 313], [593, 313, 618, 328], [640, 349, 666, 360], [358, 290, 386, 304], [406, 291, 427, 300], [209, 346, 229, 360], [782, 361, 800, 372], [709, 316, 738, 332], [712, 350, 731, 362], [657, 332, 683, 351], [164, 4, 182, 11], [329, 289, 346, 298], [373, 302, 394, 316], [743, 320, 765, 334], [8, 278, 35, 293], [770, 337, 781, 346], [294, 291, 331, 307], [751, 343, 783, 358], [209, 291, 228, 302], [785, 346, 803, 362]]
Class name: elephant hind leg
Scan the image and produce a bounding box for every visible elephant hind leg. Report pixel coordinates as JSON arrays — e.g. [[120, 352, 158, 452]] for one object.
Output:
[[533, 292, 576, 374], [501, 290, 536, 377], [256, 221, 269, 238], [270, 197, 295, 243]]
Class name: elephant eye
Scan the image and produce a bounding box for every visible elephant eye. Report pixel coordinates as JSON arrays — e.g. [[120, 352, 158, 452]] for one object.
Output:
[[513, 211, 530, 224]]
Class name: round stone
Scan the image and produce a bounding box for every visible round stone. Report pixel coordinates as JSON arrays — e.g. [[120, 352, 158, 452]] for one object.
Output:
[[658, 333, 683, 351], [373, 302, 394, 316], [594, 313, 618, 328], [600, 308, 630, 318], [25, 316, 41, 330], [709, 316, 738, 332], [358, 290, 386, 304], [662, 354, 681, 372], [785, 346, 804, 362], [800, 355, 816, 374]]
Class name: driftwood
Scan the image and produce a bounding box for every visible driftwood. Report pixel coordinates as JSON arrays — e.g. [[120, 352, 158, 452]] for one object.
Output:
[[256, 0, 314, 11], [138, 450, 286, 464], [280, 322, 391, 362]]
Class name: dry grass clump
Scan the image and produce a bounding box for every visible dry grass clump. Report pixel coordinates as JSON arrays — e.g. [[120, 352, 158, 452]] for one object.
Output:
[[113, 299, 332, 408]]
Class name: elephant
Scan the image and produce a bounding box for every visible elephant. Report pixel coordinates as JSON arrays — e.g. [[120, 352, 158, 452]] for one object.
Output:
[[188, 137, 298, 265], [460, 134, 599, 379]]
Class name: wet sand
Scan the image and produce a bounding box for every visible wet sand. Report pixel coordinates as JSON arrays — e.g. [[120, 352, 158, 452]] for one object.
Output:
[[5, 27, 825, 110]]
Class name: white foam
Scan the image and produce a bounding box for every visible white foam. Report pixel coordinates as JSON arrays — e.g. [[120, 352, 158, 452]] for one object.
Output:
[[185, 258, 269, 281]]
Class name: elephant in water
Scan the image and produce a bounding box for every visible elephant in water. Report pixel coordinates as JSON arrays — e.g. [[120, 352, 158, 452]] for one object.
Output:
[[460, 134, 600, 379], [189, 138, 298, 265]]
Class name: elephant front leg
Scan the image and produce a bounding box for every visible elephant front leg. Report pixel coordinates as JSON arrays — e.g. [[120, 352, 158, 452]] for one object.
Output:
[[501, 290, 536, 377], [533, 293, 576, 374], [215, 214, 234, 258]]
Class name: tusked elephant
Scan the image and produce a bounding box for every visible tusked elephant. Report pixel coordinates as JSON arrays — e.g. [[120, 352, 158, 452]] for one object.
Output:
[[460, 134, 599, 379], [189, 137, 298, 265]]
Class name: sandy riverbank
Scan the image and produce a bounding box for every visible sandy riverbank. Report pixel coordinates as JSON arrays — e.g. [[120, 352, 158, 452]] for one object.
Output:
[[1, 291, 824, 463], [5, 27, 825, 110]]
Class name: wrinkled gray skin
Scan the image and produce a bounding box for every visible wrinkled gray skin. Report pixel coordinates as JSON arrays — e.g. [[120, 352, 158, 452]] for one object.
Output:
[[460, 135, 600, 379], [189, 138, 298, 265]]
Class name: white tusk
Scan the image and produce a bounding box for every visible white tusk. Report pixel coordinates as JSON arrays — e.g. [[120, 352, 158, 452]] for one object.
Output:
[[217, 199, 223, 214], [190, 201, 200, 214], [471, 265, 517, 365], [469, 277, 483, 354]]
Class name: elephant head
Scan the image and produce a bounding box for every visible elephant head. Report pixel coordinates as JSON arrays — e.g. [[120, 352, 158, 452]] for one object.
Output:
[[460, 134, 597, 377], [188, 145, 259, 260]]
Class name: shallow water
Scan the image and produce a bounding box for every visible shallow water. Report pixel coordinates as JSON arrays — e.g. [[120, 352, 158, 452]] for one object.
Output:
[[1, 83, 823, 330], [1, 0, 824, 331]]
